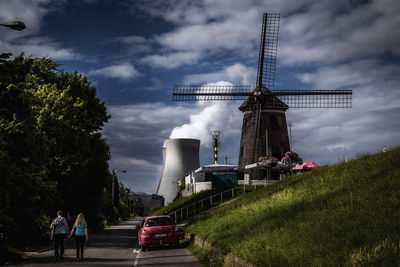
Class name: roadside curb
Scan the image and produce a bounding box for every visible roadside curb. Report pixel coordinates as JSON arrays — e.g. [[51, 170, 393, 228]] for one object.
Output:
[[22, 246, 52, 259], [22, 245, 52, 256], [185, 233, 254, 267], [35, 246, 52, 253]]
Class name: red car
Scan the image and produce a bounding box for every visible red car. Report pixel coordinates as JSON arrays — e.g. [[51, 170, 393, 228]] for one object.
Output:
[[138, 216, 179, 250]]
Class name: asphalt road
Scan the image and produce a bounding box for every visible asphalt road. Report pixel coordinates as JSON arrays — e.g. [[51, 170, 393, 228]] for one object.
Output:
[[13, 218, 202, 267]]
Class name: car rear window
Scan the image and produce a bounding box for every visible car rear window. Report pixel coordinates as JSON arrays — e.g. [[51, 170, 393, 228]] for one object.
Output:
[[145, 217, 173, 227]]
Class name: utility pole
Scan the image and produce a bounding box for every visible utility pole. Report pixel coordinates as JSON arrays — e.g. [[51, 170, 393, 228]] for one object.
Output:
[[212, 131, 221, 164], [289, 123, 293, 150], [112, 170, 116, 207]]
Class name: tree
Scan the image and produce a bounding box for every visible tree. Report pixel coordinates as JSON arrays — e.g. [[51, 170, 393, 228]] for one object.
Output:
[[0, 54, 57, 246], [0, 53, 112, 251], [33, 71, 111, 221]]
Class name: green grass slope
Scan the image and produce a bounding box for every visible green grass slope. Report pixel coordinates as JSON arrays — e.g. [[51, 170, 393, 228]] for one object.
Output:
[[186, 148, 400, 266]]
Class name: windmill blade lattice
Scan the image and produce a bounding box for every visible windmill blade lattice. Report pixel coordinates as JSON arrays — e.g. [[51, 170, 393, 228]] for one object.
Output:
[[256, 13, 280, 88], [271, 90, 352, 108], [173, 85, 352, 108], [173, 85, 251, 101]]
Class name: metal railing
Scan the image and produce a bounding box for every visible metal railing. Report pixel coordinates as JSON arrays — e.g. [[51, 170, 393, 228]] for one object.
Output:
[[168, 188, 237, 224], [167, 182, 280, 224]]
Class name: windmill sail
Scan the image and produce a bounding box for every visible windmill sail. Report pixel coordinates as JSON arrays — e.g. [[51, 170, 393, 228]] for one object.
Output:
[[256, 13, 280, 88], [173, 85, 352, 108], [172, 85, 251, 101], [271, 89, 352, 108]]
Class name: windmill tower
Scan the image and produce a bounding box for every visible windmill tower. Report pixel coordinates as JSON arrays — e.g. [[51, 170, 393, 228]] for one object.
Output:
[[172, 13, 352, 179]]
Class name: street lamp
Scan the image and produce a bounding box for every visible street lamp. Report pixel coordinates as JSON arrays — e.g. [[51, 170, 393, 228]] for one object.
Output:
[[289, 123, 294, 151], [112, 169, 126, 206], [0, 21, 26, 31]]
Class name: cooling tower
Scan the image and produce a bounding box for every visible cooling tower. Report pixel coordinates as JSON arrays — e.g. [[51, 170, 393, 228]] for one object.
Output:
[[156, 138, 200, 205]]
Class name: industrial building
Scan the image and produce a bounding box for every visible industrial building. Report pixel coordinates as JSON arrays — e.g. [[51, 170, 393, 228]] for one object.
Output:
[[182, 164, 238, 196], [156, 138, 200, 204]]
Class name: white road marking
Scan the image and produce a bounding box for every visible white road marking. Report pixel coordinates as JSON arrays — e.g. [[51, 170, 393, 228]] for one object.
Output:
[[130, 248, 141, 266]]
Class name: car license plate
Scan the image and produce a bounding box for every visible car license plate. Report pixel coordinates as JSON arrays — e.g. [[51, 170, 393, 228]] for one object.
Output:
[[155, 233, 167, 237]]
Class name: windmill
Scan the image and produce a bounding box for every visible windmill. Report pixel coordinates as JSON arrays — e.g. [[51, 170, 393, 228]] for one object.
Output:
[[172, 13, 352, 179]]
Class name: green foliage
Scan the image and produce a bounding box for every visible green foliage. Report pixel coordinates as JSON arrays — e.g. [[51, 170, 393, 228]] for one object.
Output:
[[258, 156, 278, 168], [284, 151, 303, 165], [186, 147, 400, 266], [118, 202, 130, 220], [178, 177, 186, 194], [0, 53, 114, 254], [178, 177, 186, 192], [0, 54, 57, 246], [173, 177, 187, 201]]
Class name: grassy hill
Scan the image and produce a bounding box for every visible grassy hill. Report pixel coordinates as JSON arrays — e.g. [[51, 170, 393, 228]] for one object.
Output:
[[185, 148, 400, 266]]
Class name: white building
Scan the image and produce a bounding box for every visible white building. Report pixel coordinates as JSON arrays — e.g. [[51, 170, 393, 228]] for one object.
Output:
[[182, 164, 238, 196]]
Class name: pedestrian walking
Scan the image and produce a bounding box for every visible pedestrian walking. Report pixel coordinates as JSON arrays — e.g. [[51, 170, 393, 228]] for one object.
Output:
[[50, 210, 69, 261], [69, 213, 88, 261]]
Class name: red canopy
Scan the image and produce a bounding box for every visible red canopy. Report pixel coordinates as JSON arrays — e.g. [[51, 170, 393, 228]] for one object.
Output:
[[292, 161, 320, 171]]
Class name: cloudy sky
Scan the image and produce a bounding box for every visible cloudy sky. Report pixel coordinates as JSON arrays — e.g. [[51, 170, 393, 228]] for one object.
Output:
[[1, 0, 399, 194]]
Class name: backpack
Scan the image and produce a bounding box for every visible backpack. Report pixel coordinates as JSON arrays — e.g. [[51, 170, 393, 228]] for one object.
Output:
[[51, 217, 67, 240]]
